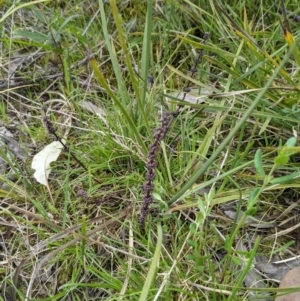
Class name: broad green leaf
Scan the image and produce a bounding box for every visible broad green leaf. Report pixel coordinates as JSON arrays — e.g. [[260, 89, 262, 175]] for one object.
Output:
[[189, 223, 197, 234], [245, 207, 257, 216], [286, 137, 297, 147], [186, 239, 196, 247], [274, 155, 290, 165], [13, 30, 49, 43]]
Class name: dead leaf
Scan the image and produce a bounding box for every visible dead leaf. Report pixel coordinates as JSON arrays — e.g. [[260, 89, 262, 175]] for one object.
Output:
[[31, 140, 65, 188], [275, 266, 300, 301], [255, 255, 300, 282], [235, 239, 272, 301], [224, 209, 275, 228], [80, 100, 106, 117]]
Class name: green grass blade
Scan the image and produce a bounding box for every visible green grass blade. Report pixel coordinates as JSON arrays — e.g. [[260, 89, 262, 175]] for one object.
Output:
[[138, 223, 163, 301], [109, 0, 142, 107], [98, 0, 131, 107], [140, 0, 153, 104], [228, 236, 261, 301], [0, 0, 49, 23], [89, 57, 147, 153], [169, 45, 295, 206]]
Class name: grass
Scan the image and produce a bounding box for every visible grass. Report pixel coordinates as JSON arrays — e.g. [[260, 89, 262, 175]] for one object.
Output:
[[1, 0, 300, 300]]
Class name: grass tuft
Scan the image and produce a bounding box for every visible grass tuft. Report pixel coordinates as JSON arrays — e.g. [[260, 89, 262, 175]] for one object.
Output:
[[2, 1, 300, 300]]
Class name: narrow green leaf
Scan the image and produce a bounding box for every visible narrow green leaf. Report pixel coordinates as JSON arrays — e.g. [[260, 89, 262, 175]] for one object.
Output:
[[224, 236, 231, 249], [245, 207, 257, 216], [140, 0, 153, 104], [31, 5, 47, 24], [109, 0, 141, 106], [278, 138, 298, 158], [98, 0, 129, 105], [269, 171, 300, 184], [13, 30, 49, 43], [189, 223, 197, 234], [286, 137, 297, 147], [57, 15, 80, 32], [227, 236, 260, 301], [169, 42, 295, 206], [98, 0, 150, 133], [254, 149, 265, 176], [81, 215, 87, 257], [248, 188, 260, 210], [186, 254, 195, 261], [0, 0, 48, 23], [89, 58, 146, 153], [138, 223, 163, 301], [274, 240, 295, 253], [231, 257, 242, 266]]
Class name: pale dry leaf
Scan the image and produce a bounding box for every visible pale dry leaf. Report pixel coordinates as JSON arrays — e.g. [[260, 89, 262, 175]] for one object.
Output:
[[224, 209, 275, 228], [167, 91, 208, 105], [275, 266, 300, 301], [31, 140, 65, 187], [0, 139, 8, 174], [0, 127, 26, 161], [80, 100, 106, 117], [235, 239, 271, 301], [255, 255, 300, 282]]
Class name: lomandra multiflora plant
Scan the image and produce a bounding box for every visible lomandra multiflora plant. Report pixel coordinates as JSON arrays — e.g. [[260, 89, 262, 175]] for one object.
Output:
[[139, 33, 210, 228], [138, 111, 174, 226]]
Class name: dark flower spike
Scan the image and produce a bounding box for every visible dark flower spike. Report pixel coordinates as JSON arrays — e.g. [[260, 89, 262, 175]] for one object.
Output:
[[139, 33, 210, 228], [138, 112, 174, 227], [43, 115, 56, 136]]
